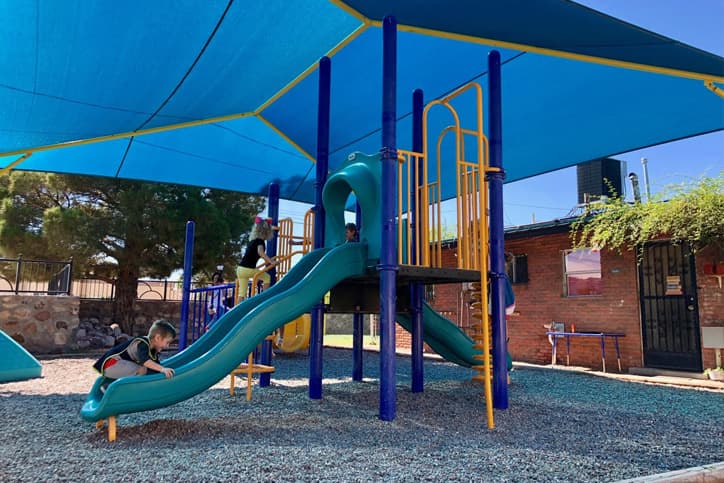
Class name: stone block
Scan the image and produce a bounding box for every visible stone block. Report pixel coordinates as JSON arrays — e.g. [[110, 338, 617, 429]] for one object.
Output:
[[54, 331, 68, 346], [35, 310, 51, 321]]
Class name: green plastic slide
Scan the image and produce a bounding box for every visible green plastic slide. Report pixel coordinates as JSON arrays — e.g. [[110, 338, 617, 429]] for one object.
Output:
[[0, 329, 42, 382], [81, 243, 368, 422], [397, 301, 512, 370], [165, 247, 332, 368]]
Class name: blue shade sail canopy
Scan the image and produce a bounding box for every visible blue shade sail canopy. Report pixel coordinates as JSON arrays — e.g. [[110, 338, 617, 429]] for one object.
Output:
[[0, 0, 722, 202]]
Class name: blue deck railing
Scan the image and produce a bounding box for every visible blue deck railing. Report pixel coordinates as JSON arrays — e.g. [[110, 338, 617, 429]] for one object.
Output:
[[187, 283, 237, 345]]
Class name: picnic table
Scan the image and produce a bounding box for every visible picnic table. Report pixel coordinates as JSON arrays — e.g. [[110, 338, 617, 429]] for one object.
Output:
[[546, 331, 625, 372]]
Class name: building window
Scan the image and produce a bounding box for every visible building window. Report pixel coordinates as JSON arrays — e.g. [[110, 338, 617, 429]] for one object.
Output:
[[563, 248, 602, 296], [506, 254, 528, 284]]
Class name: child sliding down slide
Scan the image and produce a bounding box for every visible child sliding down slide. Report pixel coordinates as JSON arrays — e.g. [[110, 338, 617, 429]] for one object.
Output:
[[93, 320, 177, 391]]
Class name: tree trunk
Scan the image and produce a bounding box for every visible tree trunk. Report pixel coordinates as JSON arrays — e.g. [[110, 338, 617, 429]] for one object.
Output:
[[114, 259, 140, 335]]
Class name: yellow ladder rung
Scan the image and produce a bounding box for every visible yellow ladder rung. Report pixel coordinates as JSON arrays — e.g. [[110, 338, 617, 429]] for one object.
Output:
[[233, 364, 276, 374]]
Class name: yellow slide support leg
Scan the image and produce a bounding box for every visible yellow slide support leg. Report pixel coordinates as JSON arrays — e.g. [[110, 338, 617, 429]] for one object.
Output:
[[96, 416, 117, 442]]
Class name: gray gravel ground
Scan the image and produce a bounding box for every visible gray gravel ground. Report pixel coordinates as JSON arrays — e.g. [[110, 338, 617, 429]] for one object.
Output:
[[1, 348, 722, 482]]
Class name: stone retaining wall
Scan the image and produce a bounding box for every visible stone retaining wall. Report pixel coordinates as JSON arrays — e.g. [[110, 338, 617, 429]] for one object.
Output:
[[0, 295, 80, 354], [79, 299, 182, 336], [0, 296, 182, 355]]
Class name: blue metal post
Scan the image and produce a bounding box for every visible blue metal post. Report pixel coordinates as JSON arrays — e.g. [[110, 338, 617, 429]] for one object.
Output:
[[178, 220, 195, 350], [260, 182, 280, 387], [267, 182, 280, 284], [410, 88, 424, 393], [379, 15, 398, 421], [352, 202, 364, 381], [309, 56, 331, 400], [488, 50, 508, 410]]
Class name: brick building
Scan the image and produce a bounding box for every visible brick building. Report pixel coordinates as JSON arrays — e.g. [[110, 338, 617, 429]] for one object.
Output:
[[408, 218, 723, 375]]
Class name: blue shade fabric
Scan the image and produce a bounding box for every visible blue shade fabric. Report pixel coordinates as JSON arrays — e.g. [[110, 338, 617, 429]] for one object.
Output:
[[0, 0, 361, 153], [5, 117, 313, 200], [344, 0, 724, 78], [0, 1, 722, 203]]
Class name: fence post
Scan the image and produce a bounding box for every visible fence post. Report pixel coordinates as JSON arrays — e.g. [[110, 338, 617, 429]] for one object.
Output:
[[67, 258, 74, 295], [14, 255, 22, 294]]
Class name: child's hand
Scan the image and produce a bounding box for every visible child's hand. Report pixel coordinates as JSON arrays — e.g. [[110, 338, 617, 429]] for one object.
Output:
[[161, 367, 175, 379]]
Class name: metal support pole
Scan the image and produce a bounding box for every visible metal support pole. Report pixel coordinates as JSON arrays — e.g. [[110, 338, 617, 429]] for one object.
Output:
[[411, 88, 424, 393], [379, 15, 398, 421], [179, 220, 195, 351], [260, 182, 280, 387], [267, 182, 280, 284], [488, 50, 508, 410], [309, 56, 331, 400], [352, 202, 364, 381]]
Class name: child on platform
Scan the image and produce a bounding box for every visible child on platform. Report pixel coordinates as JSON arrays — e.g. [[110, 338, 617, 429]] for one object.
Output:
[[344, 222, 359, 243], [93, 320, 177, 387], [236, 217, 277, 299]]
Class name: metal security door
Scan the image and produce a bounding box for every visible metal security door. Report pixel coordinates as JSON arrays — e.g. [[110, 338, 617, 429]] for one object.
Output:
[[639, 242, 702, 371]]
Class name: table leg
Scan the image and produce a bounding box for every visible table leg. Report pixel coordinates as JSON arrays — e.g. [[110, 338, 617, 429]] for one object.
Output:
[[600, 336, 606, 372], [552, 336, 557, 365], [566, 336, 571, 366], [614, 336, 622, 372]]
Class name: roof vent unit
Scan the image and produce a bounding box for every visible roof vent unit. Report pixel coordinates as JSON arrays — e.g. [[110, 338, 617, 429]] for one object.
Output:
[[576, 158, 625, 204]]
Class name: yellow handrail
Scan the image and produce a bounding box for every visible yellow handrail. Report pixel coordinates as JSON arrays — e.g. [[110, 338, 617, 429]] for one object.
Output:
[[249, 251, 305, 297]]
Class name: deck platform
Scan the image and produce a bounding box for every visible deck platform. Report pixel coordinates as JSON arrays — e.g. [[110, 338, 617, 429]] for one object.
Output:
[[328, 265, 480, 313]]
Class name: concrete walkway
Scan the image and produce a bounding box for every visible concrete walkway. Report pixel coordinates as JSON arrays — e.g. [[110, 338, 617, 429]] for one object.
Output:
[[616, 461, 724, 482]]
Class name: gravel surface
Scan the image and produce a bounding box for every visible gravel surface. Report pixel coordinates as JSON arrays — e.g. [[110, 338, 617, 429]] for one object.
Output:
[[1, 348, 723, 482]]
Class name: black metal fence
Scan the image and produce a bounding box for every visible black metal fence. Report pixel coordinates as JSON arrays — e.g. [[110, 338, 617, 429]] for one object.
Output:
[[0, 257, 73, 295], [0, 256, 200, 301], [73, 278, 204, 301]]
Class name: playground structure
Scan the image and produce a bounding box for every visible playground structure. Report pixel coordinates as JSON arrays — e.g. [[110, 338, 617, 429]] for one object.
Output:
[[81, 43, 511, 440], [81, 19, 512, 441], [0, 1, 709, 443]]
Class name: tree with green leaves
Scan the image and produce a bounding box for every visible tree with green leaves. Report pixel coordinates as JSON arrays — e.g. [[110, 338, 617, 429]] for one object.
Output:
[[0, 172, 265, 334], [571, 173, 724, 255]]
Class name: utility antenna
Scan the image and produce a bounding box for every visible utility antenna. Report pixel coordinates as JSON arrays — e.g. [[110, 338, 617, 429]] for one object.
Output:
[[640, 158, 651, 202]]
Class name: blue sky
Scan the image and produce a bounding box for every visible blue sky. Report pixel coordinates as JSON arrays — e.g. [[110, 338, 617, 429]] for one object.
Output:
[[272, 1, 723, 232], [502, 0, 724, 226]]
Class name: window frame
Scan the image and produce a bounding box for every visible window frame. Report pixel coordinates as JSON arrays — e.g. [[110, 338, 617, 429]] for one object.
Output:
[[562, 248, 602, 297], [506, 254, 528, 284]]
